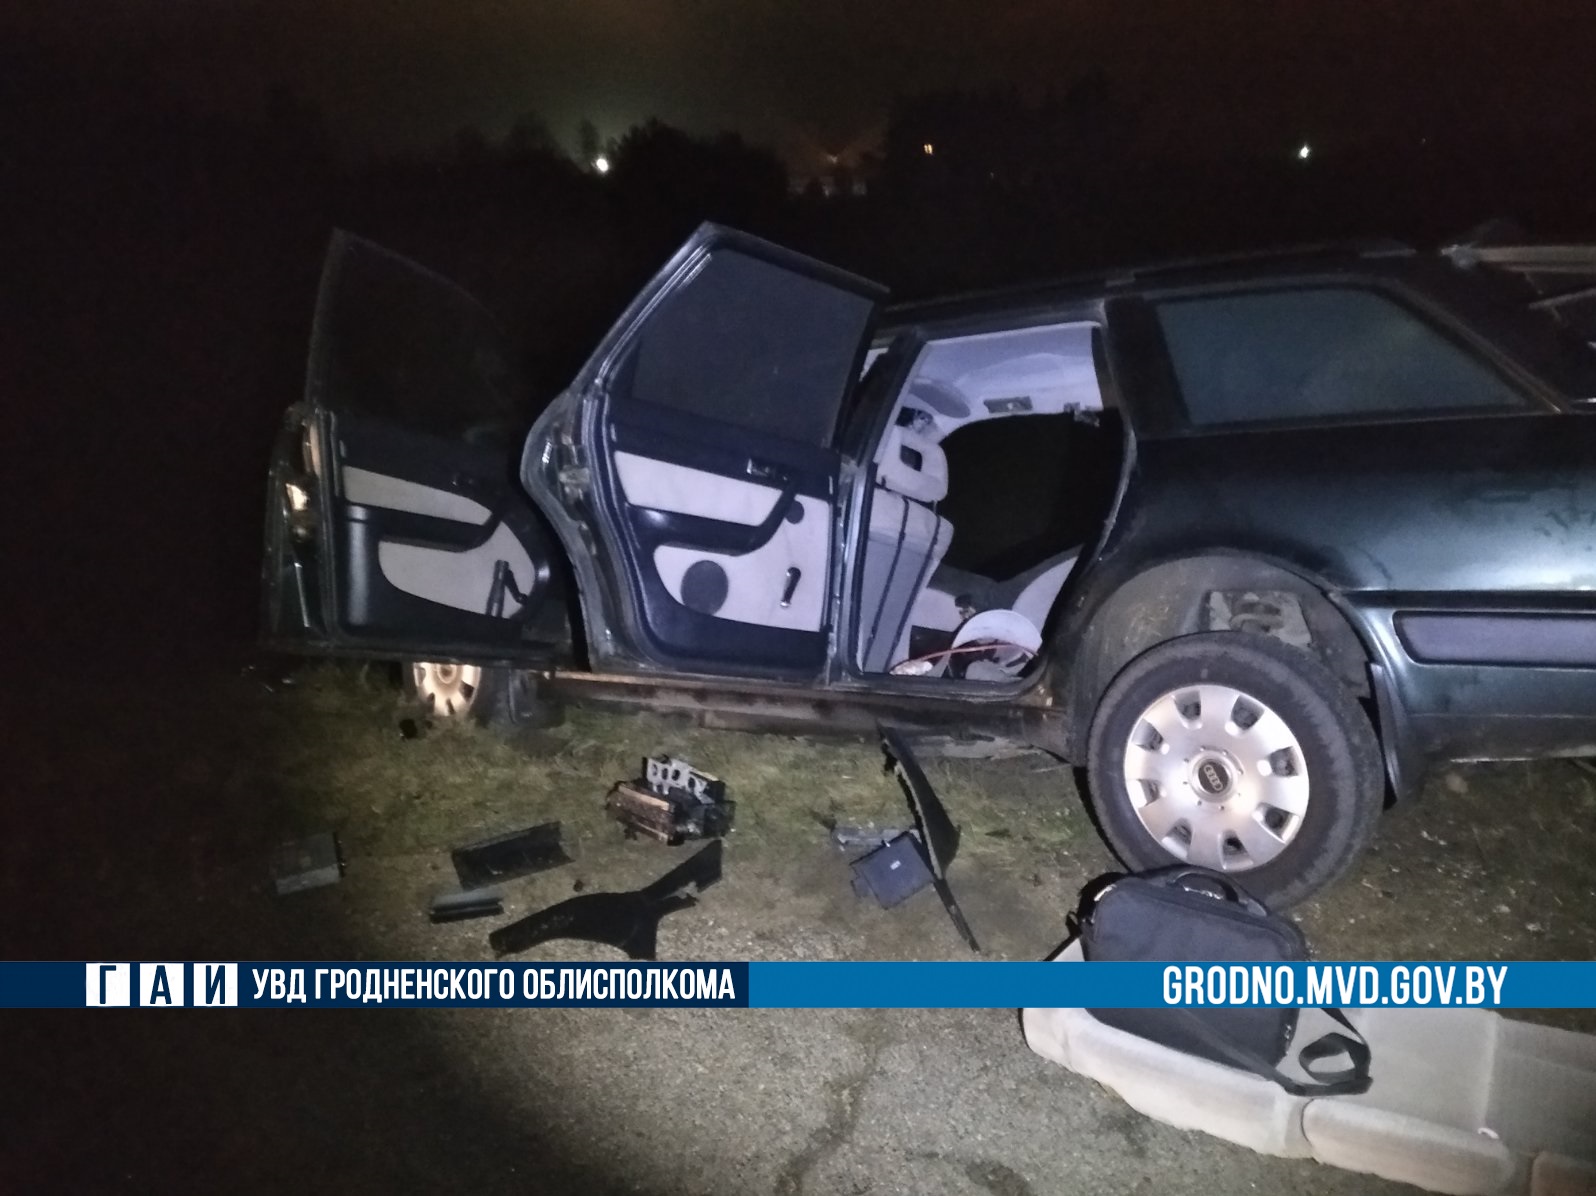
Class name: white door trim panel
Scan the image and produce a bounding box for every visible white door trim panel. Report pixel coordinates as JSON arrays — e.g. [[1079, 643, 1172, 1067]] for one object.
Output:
[[614, 452, 780, 526], [651, 495, 829, 631], [377, 523, 531, 616], [342, 466, 491, 524]]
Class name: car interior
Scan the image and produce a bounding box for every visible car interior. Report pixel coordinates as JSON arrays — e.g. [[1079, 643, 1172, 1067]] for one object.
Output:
[[854, 320, 1121, 681]]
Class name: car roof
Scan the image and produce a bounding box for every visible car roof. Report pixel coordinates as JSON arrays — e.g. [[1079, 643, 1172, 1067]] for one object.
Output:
[[883, 239, 1422, 329]]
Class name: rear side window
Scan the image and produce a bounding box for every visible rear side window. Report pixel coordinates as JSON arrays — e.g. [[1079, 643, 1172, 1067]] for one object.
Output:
[[616, 250, 874, 445], [1154, 287, 1527, 427]]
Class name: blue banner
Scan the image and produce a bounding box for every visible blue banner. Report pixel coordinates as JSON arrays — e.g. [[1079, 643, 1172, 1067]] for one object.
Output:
[[3, 960, 1594, 1010]]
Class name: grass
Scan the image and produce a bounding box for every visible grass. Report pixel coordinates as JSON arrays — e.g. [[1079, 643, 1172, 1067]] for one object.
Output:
[[268, 663, 1091, 876]]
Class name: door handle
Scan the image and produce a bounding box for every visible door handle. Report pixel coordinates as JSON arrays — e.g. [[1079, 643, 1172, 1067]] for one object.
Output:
[[746, 458, 791, 486], [780, 567, 802, 608]]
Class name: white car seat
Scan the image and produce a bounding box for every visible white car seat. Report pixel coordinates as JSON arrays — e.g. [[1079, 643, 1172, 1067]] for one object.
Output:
[[859, 424, 954, 672]]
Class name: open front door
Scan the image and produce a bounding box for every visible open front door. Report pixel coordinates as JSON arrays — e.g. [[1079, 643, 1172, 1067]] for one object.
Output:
[[583, 226, 885, 677], [263, 233, 566, 661]]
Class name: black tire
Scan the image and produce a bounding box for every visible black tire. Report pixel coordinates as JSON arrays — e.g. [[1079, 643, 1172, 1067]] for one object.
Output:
[[404, 663, 564, 733], [1085, 632, 1383, 908]]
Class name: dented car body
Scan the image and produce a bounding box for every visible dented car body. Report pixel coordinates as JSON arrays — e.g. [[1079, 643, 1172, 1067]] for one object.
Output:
[[264, 227, 1596, 904]]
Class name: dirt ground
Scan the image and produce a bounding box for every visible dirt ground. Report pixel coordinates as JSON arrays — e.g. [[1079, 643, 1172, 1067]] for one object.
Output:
[[6, 662, 1595, 1195]]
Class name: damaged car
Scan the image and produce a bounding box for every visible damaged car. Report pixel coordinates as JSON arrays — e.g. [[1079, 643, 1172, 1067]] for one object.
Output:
[[264, 226, 1596, 905]]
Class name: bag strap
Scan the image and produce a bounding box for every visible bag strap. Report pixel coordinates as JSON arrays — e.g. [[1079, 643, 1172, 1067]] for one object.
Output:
[[1167, 1005, 1373, 1097]]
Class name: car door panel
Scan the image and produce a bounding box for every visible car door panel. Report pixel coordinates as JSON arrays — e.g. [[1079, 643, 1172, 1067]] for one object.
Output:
[[340, 465, 494, 523], [613, 453, 785, 526], [263, 233, 566, 661], [599, 397, 838, 668], [650, 494, 831, 631], [571, 225, 884, 676], [326, 411, 556, 642]]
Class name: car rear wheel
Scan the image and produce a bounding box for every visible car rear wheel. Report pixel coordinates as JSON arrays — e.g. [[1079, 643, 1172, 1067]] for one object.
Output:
[[404, 662, 562, 732], [1085, 632, 1382, 908]]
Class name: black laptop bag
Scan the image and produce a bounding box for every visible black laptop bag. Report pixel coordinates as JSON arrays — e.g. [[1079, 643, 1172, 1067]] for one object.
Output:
[[1077, 867, 1372, 1097]]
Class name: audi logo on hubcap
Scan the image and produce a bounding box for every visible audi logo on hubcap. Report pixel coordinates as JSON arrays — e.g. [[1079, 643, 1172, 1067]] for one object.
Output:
[[1198, 761, 1229, 795]]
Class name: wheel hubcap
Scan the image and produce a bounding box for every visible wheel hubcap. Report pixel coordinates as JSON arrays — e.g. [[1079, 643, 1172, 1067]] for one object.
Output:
[[412, 662, 482, 720], [1121, 683, 1310, 872]]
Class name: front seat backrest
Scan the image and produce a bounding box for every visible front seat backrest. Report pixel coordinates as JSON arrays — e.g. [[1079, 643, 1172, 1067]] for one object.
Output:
[[876, 424, 948, 505]]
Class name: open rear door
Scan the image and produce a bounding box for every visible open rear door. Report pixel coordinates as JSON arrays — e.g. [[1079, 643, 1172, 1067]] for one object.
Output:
[[263, 233, 566, 661], [580, 226, 885, 677]]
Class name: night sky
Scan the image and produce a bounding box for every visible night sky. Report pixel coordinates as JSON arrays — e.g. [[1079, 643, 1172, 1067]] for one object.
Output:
[[9, 1, 1593, 170]]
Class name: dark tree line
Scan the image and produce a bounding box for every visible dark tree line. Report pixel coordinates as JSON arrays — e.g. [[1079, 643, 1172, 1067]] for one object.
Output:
[[6, 53, 1593, 666]]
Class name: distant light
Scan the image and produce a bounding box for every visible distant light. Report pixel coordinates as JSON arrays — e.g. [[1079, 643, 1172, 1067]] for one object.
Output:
[[922, 142, 935, 156], [593, 155, 611, 174], [1297, 143, 1312, 161]]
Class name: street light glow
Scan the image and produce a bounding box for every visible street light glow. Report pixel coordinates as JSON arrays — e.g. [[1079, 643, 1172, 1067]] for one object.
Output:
[[593, 154, 611, 174], [1297, 143, 1312, 161]]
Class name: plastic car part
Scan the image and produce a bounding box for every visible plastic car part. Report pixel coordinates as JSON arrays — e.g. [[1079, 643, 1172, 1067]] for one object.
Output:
[[451, 822, 571, 889], [1025, 941, 1596, 1196], [428, 889, 504, 923], [488, 839, 723, 960], [880, 727, 980, 952], [850, 832, 934, 907]]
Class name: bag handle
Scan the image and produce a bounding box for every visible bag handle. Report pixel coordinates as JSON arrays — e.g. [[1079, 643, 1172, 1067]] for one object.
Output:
[[1156, 867, 1269, 918], [1167, 1005, 1373, 1098]]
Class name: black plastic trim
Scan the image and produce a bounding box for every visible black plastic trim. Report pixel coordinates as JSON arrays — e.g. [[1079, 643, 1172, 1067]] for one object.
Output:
[[1396, 611, 1596, 667]]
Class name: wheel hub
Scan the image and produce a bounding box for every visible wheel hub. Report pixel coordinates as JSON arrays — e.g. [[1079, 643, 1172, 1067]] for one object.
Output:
[[1189, 750, 1239, 802], [1120, 683, 1310, 873], [412, 661, 482, 720]]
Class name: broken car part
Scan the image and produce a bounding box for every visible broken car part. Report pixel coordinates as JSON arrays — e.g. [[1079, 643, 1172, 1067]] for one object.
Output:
[[488, 839, 723, 960], [428, 889, 504, 924], [451, 821, 570, 889], [605, 755, 735, 844], [850, 832, 935, 907], [271, 832, 343, 895], [828, 823, 905, 850], [880, 727, 980, 952]]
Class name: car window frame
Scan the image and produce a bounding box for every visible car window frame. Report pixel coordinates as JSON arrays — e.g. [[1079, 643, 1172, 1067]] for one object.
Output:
[[1128, 275, 1563, 438], [575, 224, 887, 453]]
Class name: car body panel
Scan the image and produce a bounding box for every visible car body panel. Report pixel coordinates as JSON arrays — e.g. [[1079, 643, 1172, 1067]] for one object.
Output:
[[1055, 271, 1596, 784]]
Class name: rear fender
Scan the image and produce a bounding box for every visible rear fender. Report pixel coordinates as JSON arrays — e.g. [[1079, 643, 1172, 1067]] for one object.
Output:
[[1060, 553, 1382, 763]]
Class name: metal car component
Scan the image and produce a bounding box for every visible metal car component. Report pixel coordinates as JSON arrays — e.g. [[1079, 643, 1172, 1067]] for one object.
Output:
[[1120, 683, 1309, 872], [608, 756, 734, 842], [410, 660, 482, 720], [605, 779, 735, 844]]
